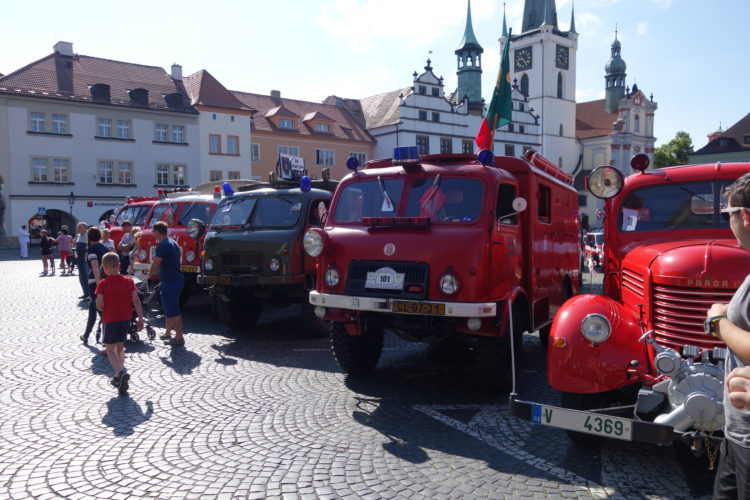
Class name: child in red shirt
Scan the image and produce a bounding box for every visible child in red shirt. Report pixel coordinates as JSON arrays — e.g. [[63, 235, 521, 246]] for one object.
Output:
[[95, 252, 143, 395]]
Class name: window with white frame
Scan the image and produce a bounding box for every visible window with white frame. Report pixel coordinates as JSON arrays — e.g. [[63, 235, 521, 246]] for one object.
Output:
[[251, 143, 260, 162], [316, 149, 334, 166], [53, 159, 69, 182], [32, 157, 49, 181], [156, 164, 170, 185], [117, 162, 133, 184], [227, 136, 239, 155], [30, 112, 46, 132], [462, 140, 473, 154], [51, 114, 67, 134], [172, 125, 185, 143], [97, 118, 112, 137], [279, 119, 295, 129], [416, 135, 429, 155], [116, 120, 131, 139], [155, 124, 169, 141], [209, 134, 221, 154], [440, 137, 452, 154], [349, 152, 367, 165], [155, 163, 187, 186], [98, 161, 114, 184], [315, 123, 330, 132], [173, 165, 186, 185], [278, 146, 299, 156], [228, 171, 240, 180], [209, 170, 222, 182]]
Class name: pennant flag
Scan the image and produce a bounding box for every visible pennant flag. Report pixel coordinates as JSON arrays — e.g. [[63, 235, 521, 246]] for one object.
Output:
[[475, 28, 513, 151]]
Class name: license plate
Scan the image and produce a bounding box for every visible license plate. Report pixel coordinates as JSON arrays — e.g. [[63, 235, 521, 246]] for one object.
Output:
[[532, 404, 633, 441], [365, 267, 405, 290], [392, 301, 445, 315], [180, 265, 199, 273], [204, 276, 230, 284]]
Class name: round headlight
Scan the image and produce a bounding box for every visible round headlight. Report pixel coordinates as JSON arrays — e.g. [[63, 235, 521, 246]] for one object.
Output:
[[303, 230, 324, 257], [269, 257, 281, 272], [581, 313, 611, 343], [588, 166, 624, 199], [138, 248, 147, 261], [439, 273, 459, 295], [325, 267, 339, 287], [204, 258, 214, 272], [186, 250, 196, 263]]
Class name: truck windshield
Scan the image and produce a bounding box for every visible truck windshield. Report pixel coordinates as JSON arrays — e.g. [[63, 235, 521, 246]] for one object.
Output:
[[333, 179, 404, 223], [617, 180, 734, 232], [115, 205, 150, 226], [210, 197, 257, 227], [146, 203, 176, 227], [405, 177, 483, 222], [247, 196, 303, 228], [178, 203, 215, 225]]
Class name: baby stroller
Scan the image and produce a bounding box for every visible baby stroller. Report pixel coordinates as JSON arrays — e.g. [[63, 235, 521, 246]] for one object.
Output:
[[129, 277, 159, 342]]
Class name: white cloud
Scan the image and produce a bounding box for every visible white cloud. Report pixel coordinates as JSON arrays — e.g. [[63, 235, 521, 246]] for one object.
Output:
[[576, 11, 603, 36], [651, 0, 673, 10], [636, 22, 648, 35]]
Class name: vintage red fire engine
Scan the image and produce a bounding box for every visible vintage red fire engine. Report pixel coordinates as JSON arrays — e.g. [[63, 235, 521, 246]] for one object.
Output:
[[133, 186, 221, 303], [107, 196, 158, 247], [510, 154, 750, 456], [304, 146, 581, 390]]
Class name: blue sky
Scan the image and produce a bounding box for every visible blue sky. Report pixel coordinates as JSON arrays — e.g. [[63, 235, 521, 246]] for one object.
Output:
[[1, 0, 747, 150]]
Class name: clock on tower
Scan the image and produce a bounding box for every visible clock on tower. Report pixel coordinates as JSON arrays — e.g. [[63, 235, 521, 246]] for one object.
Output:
[[514, 47, 532, 72], [555, 45, 569, 70]]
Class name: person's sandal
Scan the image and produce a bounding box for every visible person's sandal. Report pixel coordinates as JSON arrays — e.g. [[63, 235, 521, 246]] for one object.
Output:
[[159, 333, 172, 341], [166, 338, 185, 346]]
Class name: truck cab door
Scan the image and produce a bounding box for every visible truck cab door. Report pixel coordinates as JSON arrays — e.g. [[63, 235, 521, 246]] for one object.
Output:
[[491, 183, 522, 300]]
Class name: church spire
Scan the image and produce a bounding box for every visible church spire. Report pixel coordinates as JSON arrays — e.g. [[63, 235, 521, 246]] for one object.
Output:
[[604, 29, 627, 113], [522, 0, 558, 32], [569, 1, 577, 33], [502, 3, 508, 37], [455, 0, 484, 115], [456, 0, 482, 51]]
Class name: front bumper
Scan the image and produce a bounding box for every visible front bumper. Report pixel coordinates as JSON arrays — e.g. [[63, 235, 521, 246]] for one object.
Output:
[[198, 273, 305, 286], [309, 290, 497, 318], [508, 396, 674, 446], [133, 262, 200, 274]]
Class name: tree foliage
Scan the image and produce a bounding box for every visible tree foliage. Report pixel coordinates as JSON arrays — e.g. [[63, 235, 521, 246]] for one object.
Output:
[[654, 131, 694, 169]]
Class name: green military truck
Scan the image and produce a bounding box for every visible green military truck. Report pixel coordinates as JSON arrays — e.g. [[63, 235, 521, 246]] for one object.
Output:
[[194, 176, 337, 334]]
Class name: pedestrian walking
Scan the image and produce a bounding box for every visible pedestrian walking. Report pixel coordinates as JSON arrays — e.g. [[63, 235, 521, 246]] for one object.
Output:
[[148, 221, 185, 346], [75, 222, 89, 300], [95, 252, 143, 395], [707, 173, 750, 499], [587, 255, 598, 288], [18, 224, 29, 258], [117, 221, 134, 275], [81, 227, 108, 345], [56, 227, 73, 275], [39, 230, 55, 275]]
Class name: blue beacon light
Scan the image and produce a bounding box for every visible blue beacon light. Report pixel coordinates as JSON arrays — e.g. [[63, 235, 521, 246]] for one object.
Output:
[[477, 149, 495, 166], [346, 156, 360, 172], [300, 176, 312, 192], [392, 146, 419, 166], [222, 182, 234, 196]]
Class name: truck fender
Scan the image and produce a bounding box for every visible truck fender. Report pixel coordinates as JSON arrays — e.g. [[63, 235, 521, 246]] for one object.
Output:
[[547, 294, 649, 394], [493, 287, 528, 334]]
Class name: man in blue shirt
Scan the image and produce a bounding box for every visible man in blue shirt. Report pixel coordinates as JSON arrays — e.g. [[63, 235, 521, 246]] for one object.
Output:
[[148, 221, 185, 346]]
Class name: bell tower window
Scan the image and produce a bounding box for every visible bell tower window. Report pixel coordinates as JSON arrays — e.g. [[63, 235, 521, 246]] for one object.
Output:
[[557, 72, 563, 98], [520, 74, 529, 97]]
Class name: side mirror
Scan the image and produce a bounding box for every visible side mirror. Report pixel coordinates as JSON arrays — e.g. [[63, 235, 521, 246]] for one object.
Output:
[[187, 218, 206, 240], [497, 197, 527, 224]]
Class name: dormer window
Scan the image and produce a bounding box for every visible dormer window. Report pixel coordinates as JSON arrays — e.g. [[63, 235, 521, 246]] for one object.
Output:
[[431, 87, 439, 97], [744, 136, 750, 145], [719, 138, 729, 147], [315, 123, 331, 132], [279, 119, 295, 129]]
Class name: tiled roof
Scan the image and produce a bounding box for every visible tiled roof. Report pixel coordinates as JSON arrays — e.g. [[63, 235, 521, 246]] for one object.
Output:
[[322, 95, 367, 129], [303, 111, 334, 122], [359, 87, 412, 129], [576, 99, 617, 139], [694, 113, 750, 154], [265, 105, 299, 119], [0, 52, 197, 114], [231, 90, 373, 143], [183, 70, 252, 111]]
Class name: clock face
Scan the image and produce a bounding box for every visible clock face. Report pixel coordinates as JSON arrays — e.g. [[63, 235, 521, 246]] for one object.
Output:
[[555, 45, 569, 70], [514, 47, 532, 72]]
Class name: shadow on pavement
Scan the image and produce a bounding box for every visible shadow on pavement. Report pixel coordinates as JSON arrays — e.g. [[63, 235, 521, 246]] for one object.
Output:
[[102, 397, 154, 437], [158, 345, 202, 375]]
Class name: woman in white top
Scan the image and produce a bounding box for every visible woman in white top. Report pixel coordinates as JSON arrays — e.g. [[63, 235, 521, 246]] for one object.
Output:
[[18, 225, 29, 258]]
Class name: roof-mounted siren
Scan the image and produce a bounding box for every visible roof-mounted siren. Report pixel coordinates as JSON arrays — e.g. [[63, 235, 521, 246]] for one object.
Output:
[[345, 156, 360, 173], [213, 185, 221, 198], [157, 188, 166, 200], [392, 146, 420, 167], [477, 149, 495, 166], [588, 165, 624, 199], [222, 182, 234, 197], [300, 176, 312, 192], [631, 153, 650, 173]]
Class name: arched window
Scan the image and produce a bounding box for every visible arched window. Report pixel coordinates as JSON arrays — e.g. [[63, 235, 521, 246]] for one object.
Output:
[[520, 74, 529, 96], [559, 124, 564, 136], [557, 72, 563, 98], [634, 114, 640, 132]]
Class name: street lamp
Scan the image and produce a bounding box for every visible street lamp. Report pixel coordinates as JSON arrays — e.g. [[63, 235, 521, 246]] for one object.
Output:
[[68, 191, 75, 220]]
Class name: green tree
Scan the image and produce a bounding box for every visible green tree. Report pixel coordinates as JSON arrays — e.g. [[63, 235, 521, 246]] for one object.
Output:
[[654, 131, 694, 169]]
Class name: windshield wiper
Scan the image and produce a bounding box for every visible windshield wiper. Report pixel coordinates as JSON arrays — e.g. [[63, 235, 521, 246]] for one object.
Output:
[[420, 174, 442, 210], [378, 176, 394, 211], [679, 186, 707, 201]]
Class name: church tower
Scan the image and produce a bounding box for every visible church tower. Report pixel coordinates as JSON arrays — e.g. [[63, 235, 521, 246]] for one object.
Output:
[[455, 0, 484, 115], [604, 31, 627, 113], [501, 0, 578, 172]]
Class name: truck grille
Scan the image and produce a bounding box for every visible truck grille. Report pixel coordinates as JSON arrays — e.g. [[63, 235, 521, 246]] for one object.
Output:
[[622, 267, 645, 299], [220, 253, 262, 273], [345, 260, 429, 300], [652, 284, 733, 350]]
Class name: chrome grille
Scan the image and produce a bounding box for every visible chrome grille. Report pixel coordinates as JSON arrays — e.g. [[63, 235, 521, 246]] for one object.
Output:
[[622, 267, 645, 299], [652, 284, 733, 350], [220, 253, 262, 273]]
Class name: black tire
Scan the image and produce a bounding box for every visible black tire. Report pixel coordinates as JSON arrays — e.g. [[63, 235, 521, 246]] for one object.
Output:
[[215, 291, 262, 331], [300, 301, 329, 338], [560, 391, 607, 446], [538, 324, 551, 350], [146, 326, 156, 341], [330, 321, 384, 375], [476, 336, 511, 394]]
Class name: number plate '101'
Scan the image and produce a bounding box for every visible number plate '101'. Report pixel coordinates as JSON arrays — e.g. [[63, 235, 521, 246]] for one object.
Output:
[[532, 404, 633, 441]]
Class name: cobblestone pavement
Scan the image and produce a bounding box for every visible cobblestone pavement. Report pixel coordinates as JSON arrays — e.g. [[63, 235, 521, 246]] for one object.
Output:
[[0, 250, 716, 499]]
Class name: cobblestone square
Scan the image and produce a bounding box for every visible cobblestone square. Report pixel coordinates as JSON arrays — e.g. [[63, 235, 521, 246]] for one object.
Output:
[[0, 251, 716, 498]]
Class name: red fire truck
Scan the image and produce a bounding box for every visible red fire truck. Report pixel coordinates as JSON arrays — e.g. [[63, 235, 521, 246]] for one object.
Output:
[[304, 147, 581, 390], [107, 196, 159, 247], [133, 186, 222, 304], [510, 154, 750, 457]]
